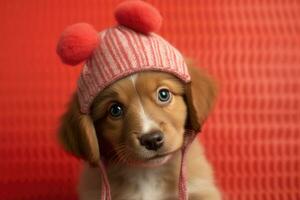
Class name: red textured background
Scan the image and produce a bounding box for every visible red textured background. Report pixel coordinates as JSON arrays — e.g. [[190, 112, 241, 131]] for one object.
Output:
[[0, 0, 300, 199]]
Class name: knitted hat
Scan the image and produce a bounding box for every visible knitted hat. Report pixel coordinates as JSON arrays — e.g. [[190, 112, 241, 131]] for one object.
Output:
[[57, 1, 200, 200], [57, 5, 190, 114]]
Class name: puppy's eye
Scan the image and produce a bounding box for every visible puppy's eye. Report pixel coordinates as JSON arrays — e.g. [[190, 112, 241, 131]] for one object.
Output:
[[108, 103, 123, 118], [157, 87, 172, 104]]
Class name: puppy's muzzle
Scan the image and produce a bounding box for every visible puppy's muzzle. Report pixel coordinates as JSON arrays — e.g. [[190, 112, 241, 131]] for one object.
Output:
[[139, 131, 164, 151]]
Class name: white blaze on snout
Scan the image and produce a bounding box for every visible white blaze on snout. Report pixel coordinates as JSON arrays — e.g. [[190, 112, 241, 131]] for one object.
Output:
[[139, 103, 157, 133], [130, 74, 158, 133]]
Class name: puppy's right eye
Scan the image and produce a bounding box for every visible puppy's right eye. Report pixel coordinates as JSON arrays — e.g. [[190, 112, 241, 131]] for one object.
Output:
[[156, 87, 172, 105], [108, 103, 123, 118]]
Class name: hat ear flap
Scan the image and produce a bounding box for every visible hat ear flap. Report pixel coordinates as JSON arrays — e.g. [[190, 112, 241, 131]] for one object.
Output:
[[185, 62, 217, 132], [58, 94, 100, 166]]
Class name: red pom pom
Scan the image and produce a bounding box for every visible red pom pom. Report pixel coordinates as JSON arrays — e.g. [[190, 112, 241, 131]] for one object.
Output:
[[56, 23, 99, 66], [114, 0, 162, 34]]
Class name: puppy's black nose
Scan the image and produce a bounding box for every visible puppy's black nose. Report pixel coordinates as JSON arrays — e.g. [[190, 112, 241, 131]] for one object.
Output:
[[139, 131, 164, 151]]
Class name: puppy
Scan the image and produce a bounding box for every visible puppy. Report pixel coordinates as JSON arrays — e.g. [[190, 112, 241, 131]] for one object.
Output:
[[59, 63, 221, 200]]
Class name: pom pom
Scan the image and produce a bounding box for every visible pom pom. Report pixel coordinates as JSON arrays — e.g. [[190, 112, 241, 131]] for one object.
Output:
[[114, 0, 162, 34], [56, 23, 99, 66]]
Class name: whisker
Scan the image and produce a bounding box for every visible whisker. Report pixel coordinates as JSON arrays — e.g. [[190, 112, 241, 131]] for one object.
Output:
[[109, 144, 129, 165]]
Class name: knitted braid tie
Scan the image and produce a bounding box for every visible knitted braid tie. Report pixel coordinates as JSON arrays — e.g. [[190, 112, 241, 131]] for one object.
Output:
[[99, 160, 111, 200], [178, 130, 197, 200]]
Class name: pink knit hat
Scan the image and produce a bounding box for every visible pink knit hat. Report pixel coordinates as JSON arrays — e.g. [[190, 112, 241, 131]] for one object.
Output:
[[57, 1, 197, 200], [57, 1, 190, 114]]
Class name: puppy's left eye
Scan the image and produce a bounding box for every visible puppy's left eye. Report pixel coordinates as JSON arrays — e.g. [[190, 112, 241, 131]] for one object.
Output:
[[108, 103, 123, 118], [157, 87, 172, 104]]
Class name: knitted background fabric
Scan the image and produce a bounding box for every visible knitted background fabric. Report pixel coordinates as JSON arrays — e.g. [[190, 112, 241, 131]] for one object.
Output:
[[0, 0, 299, 200]]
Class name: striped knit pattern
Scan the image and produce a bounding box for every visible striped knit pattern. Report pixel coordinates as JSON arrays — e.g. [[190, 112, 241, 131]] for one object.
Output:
[[77, 25, 190, 114]]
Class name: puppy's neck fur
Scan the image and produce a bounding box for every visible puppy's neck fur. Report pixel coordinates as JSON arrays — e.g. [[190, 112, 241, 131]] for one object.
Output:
[[79, 140, 221, 200], [79, 151, 181, 200], [106, 151, 180, 200]]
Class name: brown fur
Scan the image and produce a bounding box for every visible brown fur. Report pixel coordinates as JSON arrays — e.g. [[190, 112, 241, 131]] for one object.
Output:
[[59, 63, 221, 199]]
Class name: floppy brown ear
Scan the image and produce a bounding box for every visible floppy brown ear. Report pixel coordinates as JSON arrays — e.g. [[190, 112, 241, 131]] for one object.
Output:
[[58, 93, 100, 166], [185, 61, 217, 132]]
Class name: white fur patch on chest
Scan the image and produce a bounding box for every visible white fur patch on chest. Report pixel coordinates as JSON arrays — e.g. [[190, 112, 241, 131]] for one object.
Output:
[[127, 169, 164, 200]]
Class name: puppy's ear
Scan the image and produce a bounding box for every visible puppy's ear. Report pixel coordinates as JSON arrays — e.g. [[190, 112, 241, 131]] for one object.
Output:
[[185, 61, 217, 132], [58, 94, 100, 166]]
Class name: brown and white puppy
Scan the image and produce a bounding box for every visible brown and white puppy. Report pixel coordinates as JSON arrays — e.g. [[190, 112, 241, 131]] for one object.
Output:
[[59, 64, 221, 200]]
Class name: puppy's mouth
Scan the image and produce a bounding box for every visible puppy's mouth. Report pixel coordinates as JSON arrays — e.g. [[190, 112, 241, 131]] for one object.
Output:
[[116, 149, 180, 168]]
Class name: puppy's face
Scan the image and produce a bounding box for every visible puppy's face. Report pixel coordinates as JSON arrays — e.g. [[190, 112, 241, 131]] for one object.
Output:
[[91, 72, 187, 167], [59, 64, 216, 167]]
